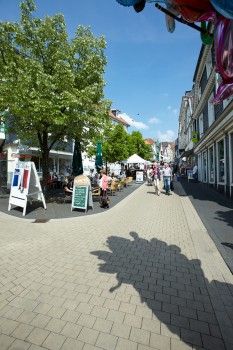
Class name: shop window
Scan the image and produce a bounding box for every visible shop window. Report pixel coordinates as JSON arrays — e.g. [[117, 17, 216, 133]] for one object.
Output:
[[202, 151, 207, 182], [208, 93, 215, 127], [217, 139, 225, 183], [208, 146, 214, 183], [199, 114, 204, 138], [230, 133, 233, 184]]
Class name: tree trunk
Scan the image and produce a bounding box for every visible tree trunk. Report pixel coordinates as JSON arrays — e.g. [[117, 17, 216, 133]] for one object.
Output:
[[40, 131, 50, 195]]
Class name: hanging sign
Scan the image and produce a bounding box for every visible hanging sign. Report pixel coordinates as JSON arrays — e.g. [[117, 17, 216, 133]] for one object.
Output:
[[71, 175, 93, 212], [192, 132, 198, 144], [8, 160, 46, 216]]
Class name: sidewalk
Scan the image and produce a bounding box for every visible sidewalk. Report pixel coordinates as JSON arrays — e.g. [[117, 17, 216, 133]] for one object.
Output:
[[179, 179, 233, 274], [0, 181, 233, 350]]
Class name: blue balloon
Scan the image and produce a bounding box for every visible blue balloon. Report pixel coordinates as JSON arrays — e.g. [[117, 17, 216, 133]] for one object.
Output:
[[210, 0, 233, 19]]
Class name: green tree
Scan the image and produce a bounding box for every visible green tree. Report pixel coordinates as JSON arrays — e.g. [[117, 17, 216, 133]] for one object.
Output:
[[0, 0, 110, 191], [128, 131, 153, 160], [102, 123, 129, 169]]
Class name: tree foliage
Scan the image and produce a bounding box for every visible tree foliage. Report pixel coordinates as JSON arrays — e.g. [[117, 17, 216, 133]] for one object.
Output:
[[128, 131, 153, 160], [102, 123, 129, 166], [0, 0, 110, 190]]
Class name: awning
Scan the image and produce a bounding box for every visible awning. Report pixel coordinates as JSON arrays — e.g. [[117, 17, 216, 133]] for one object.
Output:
[[181, 149, 194, 157]]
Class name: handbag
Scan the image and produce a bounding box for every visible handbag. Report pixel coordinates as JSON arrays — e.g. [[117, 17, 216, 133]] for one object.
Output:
[[100, 190, 110, 206]]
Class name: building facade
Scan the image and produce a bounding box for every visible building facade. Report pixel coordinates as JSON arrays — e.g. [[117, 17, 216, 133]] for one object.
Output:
[[178, 42, 233, 200], [0, 110, 129, 191]]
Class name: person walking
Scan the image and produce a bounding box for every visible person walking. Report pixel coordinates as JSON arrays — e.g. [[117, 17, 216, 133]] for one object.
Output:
[[153, 162, 161, 196], [99, 169, 109, 209], [192, 164, 198, 182], [163, 163, 172, 195]]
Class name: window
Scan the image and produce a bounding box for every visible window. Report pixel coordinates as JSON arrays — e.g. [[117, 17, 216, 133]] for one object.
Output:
[[206, 52, 213, 79], [202, 151, 207, 182], [199, 114, 204, 138], [198, 86, 202, 101], [208, 93, 215, 127], [208, 146, 214, 182], [230, 133, 233, 184], [217, 139, 225, 183]]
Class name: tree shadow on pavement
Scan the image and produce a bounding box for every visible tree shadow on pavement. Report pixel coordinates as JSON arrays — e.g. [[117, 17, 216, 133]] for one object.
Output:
[[91, 231, 233, 350]]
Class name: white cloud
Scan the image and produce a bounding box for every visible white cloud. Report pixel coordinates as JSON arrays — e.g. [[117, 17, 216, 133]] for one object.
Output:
[[148, 117, 161, 124], [156, 130, 175, 142], [119, 113, 149, 130], [167, 106, 178, 114]]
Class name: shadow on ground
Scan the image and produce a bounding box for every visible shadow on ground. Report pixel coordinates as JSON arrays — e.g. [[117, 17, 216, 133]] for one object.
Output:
[[92, 231, 232, 350]]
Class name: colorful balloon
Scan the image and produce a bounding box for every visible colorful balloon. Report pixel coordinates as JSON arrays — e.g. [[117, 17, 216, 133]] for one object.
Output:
[[212, 16, 233, 104], [172, 0, 214, 22], [116, 0, 141, 6], [210, 0, 233, 19]]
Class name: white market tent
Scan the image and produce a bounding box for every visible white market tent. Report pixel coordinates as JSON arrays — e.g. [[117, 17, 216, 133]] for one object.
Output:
[[126, 154, 146, 164]]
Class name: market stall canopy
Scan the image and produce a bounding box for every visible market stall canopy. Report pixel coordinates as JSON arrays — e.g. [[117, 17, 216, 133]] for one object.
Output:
[[127, 154, 146, 164]]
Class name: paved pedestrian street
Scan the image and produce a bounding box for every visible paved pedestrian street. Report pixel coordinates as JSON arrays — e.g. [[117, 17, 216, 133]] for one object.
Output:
[[0, 181, 233, 350]]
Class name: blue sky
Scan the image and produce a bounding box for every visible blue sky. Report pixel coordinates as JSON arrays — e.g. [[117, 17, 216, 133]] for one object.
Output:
[[1, 0, 202, 141]]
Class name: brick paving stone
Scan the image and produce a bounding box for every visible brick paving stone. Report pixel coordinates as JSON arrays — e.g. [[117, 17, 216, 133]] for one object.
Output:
[[180, 328, 202, 347], [107, 309, 125, 324], [129, 327, 150, 345], [142, 317, 160, 334], [150, 332, 171, 350], [1, 318, 19, 335], [16, 310, 37, 324], [202, 334, 226, 350], [30, 314, 51, 328], [8, 339, 31, 350], [0, 334, 15, 350], [45, 317, 66, 333], [91, 305, 109, 319], [1, 181, 233, 350], [61, 309, 81, 323], [77, 327, 99, 345], [110, 322, 131, 339], [115, 338, 137, 350], [11, 323, 34, 340], [60, 322, 82, 338], [95, 332, 118, 350], [171, 338, 192, 350], [42, 332, 65, 350], [60, 338, 84, 350], [26, 327, 50, 346], [124, 313, 142, 328], [119, 302, 136, 315], [77, 314, 96, 328], [93, 318, 113, 333]]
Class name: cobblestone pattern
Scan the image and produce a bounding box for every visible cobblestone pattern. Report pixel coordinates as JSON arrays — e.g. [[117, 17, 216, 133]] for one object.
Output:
[[0, 182, 233, 350]]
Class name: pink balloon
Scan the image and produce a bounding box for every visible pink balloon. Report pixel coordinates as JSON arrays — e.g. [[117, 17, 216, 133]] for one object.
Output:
[[212, 16, 233, 104]]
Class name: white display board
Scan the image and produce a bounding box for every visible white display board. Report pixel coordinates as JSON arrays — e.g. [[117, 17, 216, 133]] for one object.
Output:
[[136, 171, 144, 183], [8, 160, 46, 216]]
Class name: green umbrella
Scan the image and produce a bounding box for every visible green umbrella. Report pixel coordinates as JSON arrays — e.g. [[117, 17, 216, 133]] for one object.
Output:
[[95, 140, 103, 174], [72, 140, 83, 177]]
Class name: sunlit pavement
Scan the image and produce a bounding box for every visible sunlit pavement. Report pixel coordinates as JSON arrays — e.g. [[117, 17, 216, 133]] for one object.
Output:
[[0, 181, 233, 350]]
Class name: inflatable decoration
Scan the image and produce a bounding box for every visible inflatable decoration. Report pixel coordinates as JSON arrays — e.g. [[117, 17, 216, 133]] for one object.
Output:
[[200, 21, 213, 45], [134, 0, 146, 13], [165, 3, 179, 33], [212, 16, 233, 104], [210, 0, 233, 19], [116, 0, 142, 6], [172, 0, 215, 22]]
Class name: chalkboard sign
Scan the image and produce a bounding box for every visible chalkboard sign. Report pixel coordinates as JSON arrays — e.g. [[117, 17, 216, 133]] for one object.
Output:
[[72, 185, 88, 211]]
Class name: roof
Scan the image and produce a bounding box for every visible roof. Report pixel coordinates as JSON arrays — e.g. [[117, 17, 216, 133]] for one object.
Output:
[[127, 154, 146, 163], [144, 138, 155, 145], [109, 111, 130, 127]]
